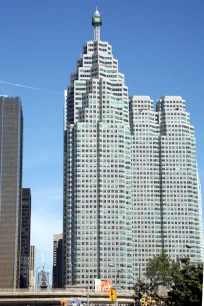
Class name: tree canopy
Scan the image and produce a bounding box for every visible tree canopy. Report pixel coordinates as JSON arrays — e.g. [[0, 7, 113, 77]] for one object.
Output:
[[171, 259, 203, 306], [135, 251, 203, 306], [145, 251, 180, 292]]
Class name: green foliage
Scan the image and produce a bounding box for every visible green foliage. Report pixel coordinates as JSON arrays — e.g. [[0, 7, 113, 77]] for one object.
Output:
[[137, 252, 203, 306], [134, 279, 148, 297], [171, 260, 203, 306], [145, 251, 180, 291]]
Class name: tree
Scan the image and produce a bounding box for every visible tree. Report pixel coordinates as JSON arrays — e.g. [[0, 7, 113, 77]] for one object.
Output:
[[139, 252, 203, 306], [170, 259, 203, 306], [134, 279, 148, 297], [145, 251, 179, 292]]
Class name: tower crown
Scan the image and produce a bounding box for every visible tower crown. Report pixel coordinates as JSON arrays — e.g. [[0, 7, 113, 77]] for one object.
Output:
[[92, 8, 102, 26], [92, 8, 102, 40], [94, 8, 100, 17]]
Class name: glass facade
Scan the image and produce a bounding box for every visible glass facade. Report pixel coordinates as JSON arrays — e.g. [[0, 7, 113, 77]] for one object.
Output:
[[20, 188, 31, 288], [157, 96, 204, 261], [130, 96, 161, 278], [29, 245, 35, 290], [63, 39, 133, 289], [53, 233, 63, 288], [63, 10, 203, 287], [0, 96, 23, 288], [130, 95, 204, 280]]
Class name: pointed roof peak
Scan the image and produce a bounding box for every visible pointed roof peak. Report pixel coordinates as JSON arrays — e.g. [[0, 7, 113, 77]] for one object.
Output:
[[94, 7, 100, 17], [92, 8, 102, 41]]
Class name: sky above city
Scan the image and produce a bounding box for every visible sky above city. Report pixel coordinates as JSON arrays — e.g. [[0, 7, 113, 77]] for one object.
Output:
[[0, 0, 204, 279]]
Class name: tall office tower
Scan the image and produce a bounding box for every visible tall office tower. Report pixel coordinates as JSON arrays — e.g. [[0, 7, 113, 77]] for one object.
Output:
[[156, 96, 203, 261], [29, 246, 36, 290], [129, 96, 161, 278], [63, 9, 133, 289], [20, 188, 31, 288], [53, 234, 63, 288], [130, 95, 203, 279], [0, 96, 23, 288]]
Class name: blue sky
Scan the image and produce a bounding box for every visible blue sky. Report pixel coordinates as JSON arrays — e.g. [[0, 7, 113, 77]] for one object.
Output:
[[0, 0, 204, 279]]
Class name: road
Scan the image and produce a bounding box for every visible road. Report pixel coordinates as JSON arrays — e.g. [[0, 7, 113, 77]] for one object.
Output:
[[0, 289, 136, 305]]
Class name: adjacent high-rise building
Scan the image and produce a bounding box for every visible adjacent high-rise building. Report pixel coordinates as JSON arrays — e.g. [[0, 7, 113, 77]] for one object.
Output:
[[53, 233, 63, 288], [156, 96, 203, 260], [129, 96, 161, 278], [63, 10, 203, 287], [0, 96, 23, 288], [130, 95, 203, 278], [63, 9, 132, 289], [20, 188, 31, 288], [29, 245, 36, 290]]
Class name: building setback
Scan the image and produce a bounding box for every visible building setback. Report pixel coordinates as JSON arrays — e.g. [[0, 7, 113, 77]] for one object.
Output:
[[0, 96, 23, 288], [63, 9, 132, 289], [29, 246, 36, 290], [130, 95, 203, 278], [53, 234, 63, 288], [130, 96, 161, 278], [63, 10, 204, 287], [157, 96, 203, 260], [20, 188, 31, 288]]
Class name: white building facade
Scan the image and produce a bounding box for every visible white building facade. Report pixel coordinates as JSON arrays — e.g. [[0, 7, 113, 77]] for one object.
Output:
[[157, 96, 203, 261], [129, 96, 162, 278], [63, 9, 133, 289], [130, 95, 204, 279], [63, 10, 203, 288], [29, 246, 35, 290]]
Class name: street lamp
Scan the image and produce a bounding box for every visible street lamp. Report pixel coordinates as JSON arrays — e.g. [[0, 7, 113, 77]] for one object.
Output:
[[185, 244, 204, 254], [185, 244, 204, 252], [108, 263, 138, 306], [108, 263, 137, 285], [178, 244, 204, 268], [108, 264, 122, 306], [108, 264, 120, 290]]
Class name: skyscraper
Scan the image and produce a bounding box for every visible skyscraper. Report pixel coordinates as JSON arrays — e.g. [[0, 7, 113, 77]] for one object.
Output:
[[53, 233, 63, 288], [130, 95, 204, 278], [29, 245, 36, 290], [63, 9, 133, 289], [0, 96, 23, 288], [63, 10, 203, 287], [156, 96, 203, 260], [20, 188, 31, 288], [129, 96, 161, 278]]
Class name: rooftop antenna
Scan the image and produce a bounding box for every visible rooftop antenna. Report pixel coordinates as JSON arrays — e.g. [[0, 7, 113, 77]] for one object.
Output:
[[92, 8, 102, 41]]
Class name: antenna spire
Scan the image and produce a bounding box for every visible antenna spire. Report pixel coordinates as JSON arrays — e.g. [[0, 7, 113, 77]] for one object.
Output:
[[92, 8, 102, 41]]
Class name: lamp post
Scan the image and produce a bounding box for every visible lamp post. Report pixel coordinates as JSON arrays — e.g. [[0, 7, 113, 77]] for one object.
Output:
[[185, 244, 204, 263], [87, 286, 89, 306], [138, 263, 141, 297], [108, 263, 137, 284], [108, 264, 119, 289], [108, 263, 137, 306], [185, 244, 204, 253], [108, 264, 119, 306]]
